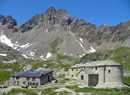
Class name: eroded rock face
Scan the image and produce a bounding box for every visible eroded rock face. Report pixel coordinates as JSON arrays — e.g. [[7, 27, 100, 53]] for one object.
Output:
[[10, 7, 130, 44], [0, 15, 17, 28], [19, 7, 71, 33], [0, 7, 130, 59]]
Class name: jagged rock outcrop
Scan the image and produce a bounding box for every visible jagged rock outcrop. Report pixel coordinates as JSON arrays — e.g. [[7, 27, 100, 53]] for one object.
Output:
[[19, 7, 71, 32], [0, 7, 130, 59], [0, 15, 17, 28]]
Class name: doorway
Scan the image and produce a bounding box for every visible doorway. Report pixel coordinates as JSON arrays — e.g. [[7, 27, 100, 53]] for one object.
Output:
[[48, 75, 50, 82], [88, 74, 98, 86]]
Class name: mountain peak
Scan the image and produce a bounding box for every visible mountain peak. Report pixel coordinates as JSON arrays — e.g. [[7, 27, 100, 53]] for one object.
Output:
[[0, 15, 17, 28], [45, 7, 70, 19], [19, 7, 71, 32], [45, 7, 56, 13], [0, 8, 130, 59]]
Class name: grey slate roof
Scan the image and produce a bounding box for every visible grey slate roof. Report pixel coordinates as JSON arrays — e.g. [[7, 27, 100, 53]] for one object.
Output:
[[83, 70, 98, 75], [71, 60, 121, 68], [10, 70, 53, 78]]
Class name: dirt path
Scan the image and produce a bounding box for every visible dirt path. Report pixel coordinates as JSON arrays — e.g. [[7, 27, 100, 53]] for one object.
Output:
[[0, 88, 11, 95], [0, 86, 20, 95]]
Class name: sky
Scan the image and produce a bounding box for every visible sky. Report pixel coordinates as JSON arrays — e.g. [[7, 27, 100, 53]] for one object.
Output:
[[0, 0, 130, 27]]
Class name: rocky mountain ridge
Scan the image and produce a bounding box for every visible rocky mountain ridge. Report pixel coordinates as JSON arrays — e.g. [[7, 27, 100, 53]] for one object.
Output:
[[0, 15, 17, 29], [0, 7, 130, 60]]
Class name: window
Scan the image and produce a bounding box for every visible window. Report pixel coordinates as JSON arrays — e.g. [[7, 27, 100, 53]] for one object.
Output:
[[72, 75, 73, 77], [32, 77, 35, 81], [16, 77, 19, 80], [30, 82, 32, 85], [81, 75, 84, 80], [17, 81, 19, 86], [36, 83, 38, 86], [95, 67, 97, 70], [33, 83, 35, 86], [76, 69, 78, 71], [23, 82, 26, 84], [108, 70, 110, 73], [26, 77, 30, 80], [72, 69, 73, 71]]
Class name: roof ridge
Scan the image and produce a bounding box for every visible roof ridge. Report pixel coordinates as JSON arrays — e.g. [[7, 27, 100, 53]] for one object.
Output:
[[71, 60, 121, 68]]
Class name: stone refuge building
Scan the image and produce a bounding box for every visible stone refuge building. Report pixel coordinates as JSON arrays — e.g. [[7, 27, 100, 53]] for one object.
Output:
[[10, 70, 53, 88], [69, 60, 124, 88]]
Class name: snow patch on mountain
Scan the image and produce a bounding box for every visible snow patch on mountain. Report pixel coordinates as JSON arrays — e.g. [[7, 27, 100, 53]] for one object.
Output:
[[15, 41, 18, 44], [21, 51, 35, 59], [0, 31, 33, 51], [79, 38, 83, 43], [20, 43, 33, 49], [89, 46, 96, 53], [3, 59, 16, 63], [46, 29, 48, 32], [0, 53, 7, 56], [40, 55, 44, 60], [26, 51, 35, 57], [40, 53, 52, 60], [79, 54, 85, 58], [13, 42, 33, 50], [63, 53, 67, 55], [0, 31, 14, 47], [40, 55, 47, 60], [69, 31, 88, 53], [13, 42, 20, 49], [69, 53, 73, 56], [46, 52, 52, 59], [22, 54, 28, 58]]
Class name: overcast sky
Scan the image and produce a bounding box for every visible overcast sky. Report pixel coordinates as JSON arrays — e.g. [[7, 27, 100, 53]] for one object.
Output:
[[0, 0, 130, 27]]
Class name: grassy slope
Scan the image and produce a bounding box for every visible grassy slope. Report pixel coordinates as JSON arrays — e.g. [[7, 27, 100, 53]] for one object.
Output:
[[0, 43, 24, 61], [5, 85, 130, 95], [123, 76, 130, 86], [3, 89, 37, 95], [1, 47, 130, 95], [66, 85, 130, 95], [81, 47, 130, 72], [109, 47, 130, 72], [50, 37, 62, 53], [0, 54, 79, 84], [0, 71, 10, 84]]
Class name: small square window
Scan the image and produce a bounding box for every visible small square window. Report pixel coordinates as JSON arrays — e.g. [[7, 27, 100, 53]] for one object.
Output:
[[72, 69, 73, 71], [81, 75, 84, 80], [30, 82, 32, 85], [32, 77, 35, 81], [95, 67, 97, 70], [33, 83, 35, 85], [36, 83, 38, 86], [108, 70, 110, 73], [26, 77, 30, 80], [23, 82, 26, 84], [72, 75, 73, 77], [16, 77, 19, 80]]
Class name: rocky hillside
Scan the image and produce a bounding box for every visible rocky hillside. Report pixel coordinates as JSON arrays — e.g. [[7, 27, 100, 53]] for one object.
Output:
[[80, 47, 130, 71], [0, 7, 130, 60], [0, 42, 24, 63]]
